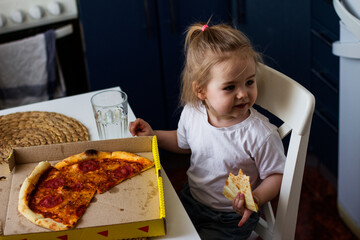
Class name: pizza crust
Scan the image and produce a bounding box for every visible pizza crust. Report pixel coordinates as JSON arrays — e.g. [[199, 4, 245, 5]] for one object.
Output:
[[35, 218, 70, 231], [18, 161, 68, 230], [18, 161, 51, 212], [54, 150, 111, 169], [111, 151, 156, 171], [111, 151, 144, 161], [54, 150, 151, 169], [222, 169, 258, 212]]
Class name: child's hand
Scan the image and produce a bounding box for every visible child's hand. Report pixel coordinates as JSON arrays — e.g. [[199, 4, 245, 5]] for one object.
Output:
[[129, 118, 155, 137], [232, 192, 253, 227]]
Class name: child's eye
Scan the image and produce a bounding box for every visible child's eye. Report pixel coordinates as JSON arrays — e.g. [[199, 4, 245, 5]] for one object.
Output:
[[246, 80, 255, 86], [223, 85, 235, 91]]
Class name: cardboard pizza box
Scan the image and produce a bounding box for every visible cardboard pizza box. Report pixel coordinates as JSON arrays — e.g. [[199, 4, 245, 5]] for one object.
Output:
[[0, 136, 166, 240]]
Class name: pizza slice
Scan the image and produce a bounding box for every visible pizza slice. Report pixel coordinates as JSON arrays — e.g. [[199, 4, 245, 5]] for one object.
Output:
[[222, 169, 258, 212], [96, 151, 155, 193], [54, 149, 155, 193], [18, 162, 96, 230]]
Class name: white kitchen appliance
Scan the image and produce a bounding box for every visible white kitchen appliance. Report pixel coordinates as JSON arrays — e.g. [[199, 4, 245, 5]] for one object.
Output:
[[332, 0, 360, 238], [0, 0, 88, 97], [0, 0, 77, 34]]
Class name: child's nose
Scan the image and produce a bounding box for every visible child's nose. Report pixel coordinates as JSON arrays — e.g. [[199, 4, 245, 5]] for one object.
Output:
[[236, 89, 248, 99]]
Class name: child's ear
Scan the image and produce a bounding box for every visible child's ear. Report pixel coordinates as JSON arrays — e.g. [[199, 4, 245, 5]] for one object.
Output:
[[192, 82, 206, 100]]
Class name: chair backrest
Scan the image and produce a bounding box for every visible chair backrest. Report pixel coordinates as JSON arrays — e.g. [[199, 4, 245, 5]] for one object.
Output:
[[253, 64, 315, 240]]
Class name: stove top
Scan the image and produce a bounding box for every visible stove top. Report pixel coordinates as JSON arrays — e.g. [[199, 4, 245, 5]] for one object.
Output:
[[0, 0, 78, 34]]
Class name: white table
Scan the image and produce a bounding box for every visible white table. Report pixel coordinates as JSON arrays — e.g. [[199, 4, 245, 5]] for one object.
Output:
[[0, 87, 200, 240]]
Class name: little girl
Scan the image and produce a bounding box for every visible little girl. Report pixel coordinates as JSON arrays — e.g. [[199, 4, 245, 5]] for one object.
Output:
[[129, 22, 286, 240]]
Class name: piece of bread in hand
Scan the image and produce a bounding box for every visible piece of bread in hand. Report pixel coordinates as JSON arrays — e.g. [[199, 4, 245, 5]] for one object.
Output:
[[222, 169, 258, 212]]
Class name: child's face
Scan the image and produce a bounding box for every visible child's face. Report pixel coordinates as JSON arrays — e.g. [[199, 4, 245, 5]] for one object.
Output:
[[200, 57, 257, 127]]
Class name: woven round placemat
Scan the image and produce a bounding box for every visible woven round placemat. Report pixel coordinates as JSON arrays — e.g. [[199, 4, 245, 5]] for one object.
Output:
[[0, 111, 89, 164]]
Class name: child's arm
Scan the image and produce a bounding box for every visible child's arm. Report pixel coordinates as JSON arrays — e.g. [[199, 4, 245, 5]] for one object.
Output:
[[154, 130, 191, 154], [129, 118, 191, 154], [252, 173, 282, 207]]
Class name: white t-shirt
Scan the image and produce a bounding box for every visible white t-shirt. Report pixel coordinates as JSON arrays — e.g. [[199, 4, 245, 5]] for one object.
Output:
[[177, 103, 286, 211]]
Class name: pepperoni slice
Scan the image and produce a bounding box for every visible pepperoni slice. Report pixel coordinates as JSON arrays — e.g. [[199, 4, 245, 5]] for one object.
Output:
[[39, 195, 63, 208], [112, 166, 134, 179], [78, 160, 99, 173], [71, 182, 84, 191], [43, 178, 65, 189], [76, 204, 87, 217]]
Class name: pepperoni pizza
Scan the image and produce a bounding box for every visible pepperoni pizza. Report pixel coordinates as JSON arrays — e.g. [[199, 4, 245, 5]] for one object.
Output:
[[18, 149, 155, 231]]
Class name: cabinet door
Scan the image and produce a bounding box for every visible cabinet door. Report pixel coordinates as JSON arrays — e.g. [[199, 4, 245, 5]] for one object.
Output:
[[78, 0, 167, 129], [157, 0, 232, 129], [235, 0, 311, 88], [309, 0, 339, 177]]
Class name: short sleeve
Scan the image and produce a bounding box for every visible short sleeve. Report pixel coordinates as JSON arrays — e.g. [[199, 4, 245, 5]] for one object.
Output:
[[177, 105, 190, 149], [255, 131, 286, 180]]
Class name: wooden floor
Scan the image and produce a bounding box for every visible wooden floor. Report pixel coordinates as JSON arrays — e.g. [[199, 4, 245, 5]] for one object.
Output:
[[295, 164, 357, 240], [161, 152, 359, 240]]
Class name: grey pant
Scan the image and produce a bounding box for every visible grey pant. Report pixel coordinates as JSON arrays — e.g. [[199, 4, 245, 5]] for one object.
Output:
[[179, 183, 260, 240]]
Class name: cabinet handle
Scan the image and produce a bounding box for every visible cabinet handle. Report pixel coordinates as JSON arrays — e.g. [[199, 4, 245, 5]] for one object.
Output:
[[314, 109, 338, 133], [311, 29, 332, 47], [311, 68, 339, 94], [144, 0, 151, 38], [169, 0, 176, 33]]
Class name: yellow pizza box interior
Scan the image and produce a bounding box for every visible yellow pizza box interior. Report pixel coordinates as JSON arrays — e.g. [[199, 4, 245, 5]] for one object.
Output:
[[0, 136, 166, 240]]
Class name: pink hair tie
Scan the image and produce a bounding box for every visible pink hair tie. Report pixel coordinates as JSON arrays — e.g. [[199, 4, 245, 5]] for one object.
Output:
[[201, 24, 209, 32]]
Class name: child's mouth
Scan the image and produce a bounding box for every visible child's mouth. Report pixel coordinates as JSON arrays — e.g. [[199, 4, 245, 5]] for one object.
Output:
[[234, 103, 247, 109]]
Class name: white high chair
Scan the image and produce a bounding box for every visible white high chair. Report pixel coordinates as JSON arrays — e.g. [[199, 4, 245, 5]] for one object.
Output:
[[252, 64, 315, 239]]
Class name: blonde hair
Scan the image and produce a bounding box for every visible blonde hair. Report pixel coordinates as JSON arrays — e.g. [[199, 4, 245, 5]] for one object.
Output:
[[180, 22, 263, 107]]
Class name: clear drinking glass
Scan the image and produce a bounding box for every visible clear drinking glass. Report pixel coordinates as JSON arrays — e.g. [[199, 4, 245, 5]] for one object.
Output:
[[91, 90, 128, 140]]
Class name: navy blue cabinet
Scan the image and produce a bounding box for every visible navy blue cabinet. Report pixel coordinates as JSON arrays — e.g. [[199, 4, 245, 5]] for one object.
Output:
[[78, 1, 166, 129], [309, 0, 340, 178], [78, 0, 231, 130], [234, 0, 311, 88]]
